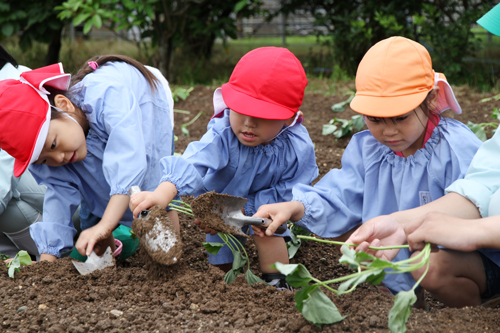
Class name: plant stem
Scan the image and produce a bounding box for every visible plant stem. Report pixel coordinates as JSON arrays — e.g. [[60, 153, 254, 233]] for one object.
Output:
[[297, 235, 409, 250]]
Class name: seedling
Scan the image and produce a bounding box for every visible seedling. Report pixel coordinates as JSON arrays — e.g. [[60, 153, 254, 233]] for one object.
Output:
[[331, 93, 354, 112], [167, 200, 263, 285], [171, 86, 194, 102], [274, 235, 431, 333], [5, 250, 32, 279], [181, 111, 205, 137], [467, 107, 500, 141], [323, 115, 365, 139], [287, 224, 310, 259], [0, 252, 8, 261]]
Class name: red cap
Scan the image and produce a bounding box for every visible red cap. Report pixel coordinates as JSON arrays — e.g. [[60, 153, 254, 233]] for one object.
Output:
[[221, 47, 307, 120], [0, 63, 71, 177]]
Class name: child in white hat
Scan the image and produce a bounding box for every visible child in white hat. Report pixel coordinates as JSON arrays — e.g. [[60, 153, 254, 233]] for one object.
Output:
[[0, 55, 176, 262]]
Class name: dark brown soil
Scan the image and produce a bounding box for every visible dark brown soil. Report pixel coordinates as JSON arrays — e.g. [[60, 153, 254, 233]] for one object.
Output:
[[131, 205, 183, 266], [191, 191, 249, 237], [1, 83, 499, 333]]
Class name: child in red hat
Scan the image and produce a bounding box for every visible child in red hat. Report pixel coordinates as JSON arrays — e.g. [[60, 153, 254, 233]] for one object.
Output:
[[129, 47, 318, 289], [0, 55, 176, 262]]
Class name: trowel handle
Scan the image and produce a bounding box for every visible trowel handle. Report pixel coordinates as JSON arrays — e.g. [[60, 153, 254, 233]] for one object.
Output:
[[128, 186, 142, 196], [240, 217, 287, 234]]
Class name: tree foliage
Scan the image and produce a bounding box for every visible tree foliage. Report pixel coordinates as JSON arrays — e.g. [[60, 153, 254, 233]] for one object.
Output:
[[0, 0, 70, 64], [275, 0, 495, 83], [57, 0, 262, 80]]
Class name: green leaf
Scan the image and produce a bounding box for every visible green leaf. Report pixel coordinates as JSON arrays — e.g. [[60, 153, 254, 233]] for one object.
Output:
[[224, 269, 238, 284], [92, 14, 102, 29], [467, 121, 487, 142], [73, 12, 91, 26], [231, 251, 247, 271], [388, 290, 417, 333], [181, 125, 190, 137], [1, 23, 14, 37], [234, 0, 247, 12], [273, 262, 312, 288], [339, 245, 359, 268], [322, 124, 337, 136], [7, 250, 32, 279], [245, 269, 263, 285], [296, 285, 345, 325], [337, 269, 384, 295], [202, 242, 224, 256], [83, 19, 94, 34], [352, 115, 365, 131]]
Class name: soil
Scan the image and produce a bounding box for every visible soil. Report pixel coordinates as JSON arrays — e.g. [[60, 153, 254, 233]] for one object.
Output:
[[191, 191, 249, 237], [1, 83, 500, 333]]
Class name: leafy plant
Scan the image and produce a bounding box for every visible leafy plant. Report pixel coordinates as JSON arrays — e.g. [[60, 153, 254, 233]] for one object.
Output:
[[467, 107, 500, 141], [203, 233, 263, 285], [5, 250, 32, 279], [181, 111, 205, 137], [323, 115, 364, 139], [172, 87, 194, 103], [330, 94, 354, 112], [287, 224, 310, 259], [166, 200, 263, 285], [0, 252, 9, 261], [274, 235, 431, 333]]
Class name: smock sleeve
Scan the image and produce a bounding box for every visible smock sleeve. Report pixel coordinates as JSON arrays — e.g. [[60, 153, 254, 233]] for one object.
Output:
[[0, 151, 16, 216], [28, 166, 80, 257], [293, 136, 366, 237], [446, 128, 500, 217], [87, 82, 152, 196], [160, 125, 231, 195]]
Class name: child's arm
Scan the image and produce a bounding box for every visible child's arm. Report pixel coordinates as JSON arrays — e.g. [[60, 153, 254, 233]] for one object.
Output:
[[129, 181, 178, 218], [404, 212, 500, 252], [75, 193, 130, 256]]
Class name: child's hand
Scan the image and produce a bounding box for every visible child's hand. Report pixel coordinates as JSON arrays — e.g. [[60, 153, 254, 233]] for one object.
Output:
[[344, 214, 407, 261], [193, 218, 217, 235], [129, 191, 162, 218], [253, 201, 305, 237], [76, 224, 114, 257]]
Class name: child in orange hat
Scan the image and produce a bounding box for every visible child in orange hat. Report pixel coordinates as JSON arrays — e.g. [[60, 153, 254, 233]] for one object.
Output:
[[129, 47, 318, 289], [253, 36, 482, 299], [0, 55, 176, 262], [343, 7, 500, 308]]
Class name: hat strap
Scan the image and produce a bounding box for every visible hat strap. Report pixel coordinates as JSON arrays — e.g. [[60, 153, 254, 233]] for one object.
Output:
[[263, 111, 302, 144], [51, 105, 81, 126]]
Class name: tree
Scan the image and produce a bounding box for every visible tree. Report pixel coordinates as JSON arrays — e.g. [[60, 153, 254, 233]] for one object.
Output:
[[274, 0, 495, 82], [0, 0, 71, 65], [57, 0, 262, 80]]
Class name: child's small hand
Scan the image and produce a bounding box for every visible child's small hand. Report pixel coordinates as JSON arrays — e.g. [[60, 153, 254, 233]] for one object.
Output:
[[193, 218, 217, 235], [253, 201, 305, 237], [129, 191, 161, 218], [76, 224, 114, 257]]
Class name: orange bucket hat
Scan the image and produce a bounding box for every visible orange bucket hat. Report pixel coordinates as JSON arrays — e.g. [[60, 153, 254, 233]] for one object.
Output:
[[350, 36, 461, 117]]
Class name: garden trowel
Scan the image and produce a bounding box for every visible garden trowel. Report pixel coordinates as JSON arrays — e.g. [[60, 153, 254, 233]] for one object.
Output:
[[128, 186, 183, 266], [191, 192, 287, 237]]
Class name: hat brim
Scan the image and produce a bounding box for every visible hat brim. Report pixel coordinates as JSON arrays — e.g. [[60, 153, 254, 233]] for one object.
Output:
[[221, 83, 296, 120], [350, 91, 429, 117], [478, 4, 500, 37]]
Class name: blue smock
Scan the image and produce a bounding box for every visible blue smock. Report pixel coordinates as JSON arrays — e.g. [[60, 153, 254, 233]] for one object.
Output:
[[160, 108, 319, 264], [29, 61, 174, 257], [447, 126, 500, 267], [292, 117, 481, 293]]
